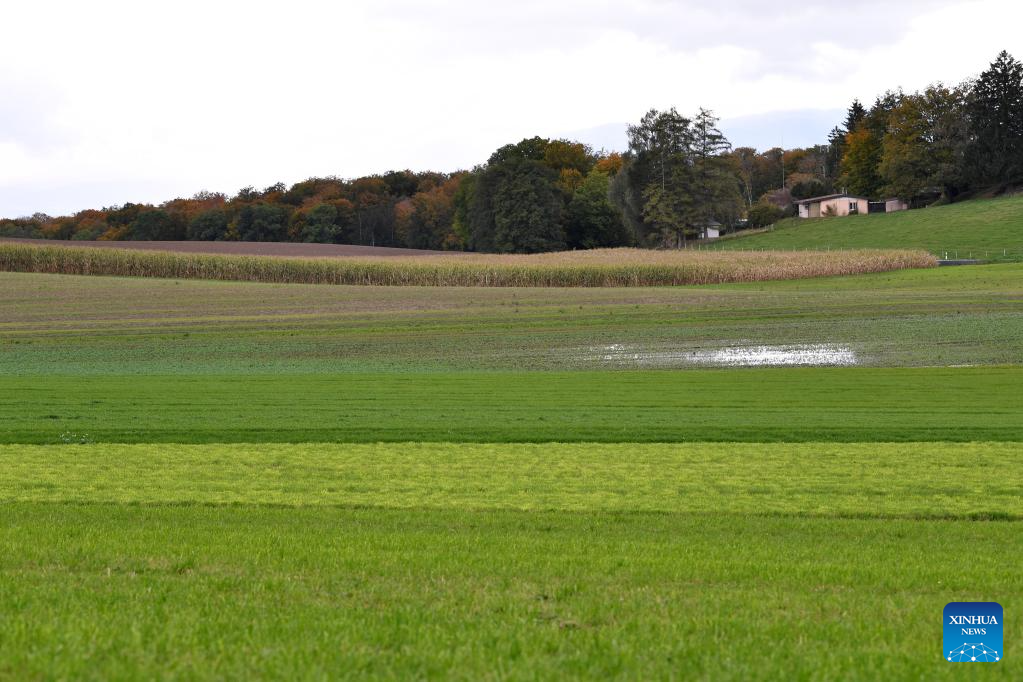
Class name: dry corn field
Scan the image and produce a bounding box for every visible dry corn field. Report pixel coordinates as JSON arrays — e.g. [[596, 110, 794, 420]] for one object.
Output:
[[0, 241, 937, 286]]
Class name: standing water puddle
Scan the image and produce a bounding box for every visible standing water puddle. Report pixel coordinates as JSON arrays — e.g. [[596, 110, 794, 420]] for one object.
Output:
[[597, 343, 858, 367]]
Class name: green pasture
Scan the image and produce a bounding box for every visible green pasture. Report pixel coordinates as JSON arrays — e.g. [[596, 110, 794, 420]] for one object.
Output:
[[1, 442, 1020, 680], [1, 366, 1023, 445], [716, 194, 1023, 259], [6, 505, 1019, 681], [3, 368, 1022, 444]]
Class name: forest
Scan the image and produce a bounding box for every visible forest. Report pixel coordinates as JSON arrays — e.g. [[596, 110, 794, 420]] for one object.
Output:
[[3, 51, 1021, 253]]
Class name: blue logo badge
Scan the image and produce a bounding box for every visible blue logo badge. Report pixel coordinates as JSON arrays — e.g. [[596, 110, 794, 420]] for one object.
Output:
[[944, 602, 1002, 662]]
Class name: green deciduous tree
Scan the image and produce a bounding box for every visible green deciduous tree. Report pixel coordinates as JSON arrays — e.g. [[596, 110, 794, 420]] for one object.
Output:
[[880, 85, 968, 200], [565, 171, 630, 249], [488, 137, 550, 165], [382, 170, 419, 198], [489, 158, 565, 253], [235, 204, 290, 242], [879, 94, 930, 200], [747, 200, 784, 228], [465, 136, 603, 253], [187, 209, 229, 241], [299, 203, 341, 243], [840, 128, 883, 197], [129, 209, 184, 240]]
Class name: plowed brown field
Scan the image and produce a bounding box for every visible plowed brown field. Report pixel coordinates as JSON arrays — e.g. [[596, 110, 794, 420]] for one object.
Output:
[[0, 238, 452, 258]]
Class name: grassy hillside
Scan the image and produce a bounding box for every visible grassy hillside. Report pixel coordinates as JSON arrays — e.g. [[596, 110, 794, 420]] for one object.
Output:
[[716, 194, 1023, 259]]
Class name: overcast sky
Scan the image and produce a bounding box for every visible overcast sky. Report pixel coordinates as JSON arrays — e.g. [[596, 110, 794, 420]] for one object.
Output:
[[2, 0, 1020, 217]]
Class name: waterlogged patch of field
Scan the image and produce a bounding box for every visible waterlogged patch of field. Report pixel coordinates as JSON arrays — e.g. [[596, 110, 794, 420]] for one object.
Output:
[[3, 442, 1020, 519], [1, 265, 1023, 374], [594, 342, 858, 367]]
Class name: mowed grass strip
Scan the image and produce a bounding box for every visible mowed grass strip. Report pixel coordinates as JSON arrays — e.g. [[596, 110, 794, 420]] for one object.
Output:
[[3, 442, 1020, 519], [1, 504, 1018, 681], [0, 241, 935, 287], [3, 368, 1021, 444]]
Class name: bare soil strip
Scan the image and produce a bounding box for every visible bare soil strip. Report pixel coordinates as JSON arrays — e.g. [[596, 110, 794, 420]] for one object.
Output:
[[0, 238, 452, 258]]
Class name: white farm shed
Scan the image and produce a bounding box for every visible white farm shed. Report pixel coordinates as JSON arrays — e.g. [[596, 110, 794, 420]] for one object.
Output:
[[697, 221, 721, 240]]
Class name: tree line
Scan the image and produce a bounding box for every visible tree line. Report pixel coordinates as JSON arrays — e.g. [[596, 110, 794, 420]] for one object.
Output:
[[3, 51, 1020, 252], [739, 50, 1023, 226]]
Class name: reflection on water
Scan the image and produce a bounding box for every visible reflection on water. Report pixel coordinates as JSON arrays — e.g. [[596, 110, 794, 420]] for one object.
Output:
[[597, 343, 858, 367]]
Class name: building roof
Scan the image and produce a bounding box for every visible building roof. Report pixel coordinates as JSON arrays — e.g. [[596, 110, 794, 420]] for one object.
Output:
[[796, 193, 870, 205]]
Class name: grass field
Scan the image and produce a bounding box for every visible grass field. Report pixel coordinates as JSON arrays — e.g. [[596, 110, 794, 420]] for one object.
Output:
[[1, 264, 1021, 679], [714, 194, 1023, 259], [4, 369, 1023, 444], [3, 444, 1020, 679], [5, 442, 1021, 517], [6, 505, 1018, 680]]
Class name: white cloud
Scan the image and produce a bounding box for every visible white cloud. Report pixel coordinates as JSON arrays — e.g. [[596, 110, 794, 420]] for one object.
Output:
[[0, 0, 1019, 217]]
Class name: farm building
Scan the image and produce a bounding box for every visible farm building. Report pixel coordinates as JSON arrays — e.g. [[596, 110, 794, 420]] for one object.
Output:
[[697, 220, 721, 240], [797, 193, 909, 218], [879, 198, 910, 213], [797, 194, 869, 218]]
